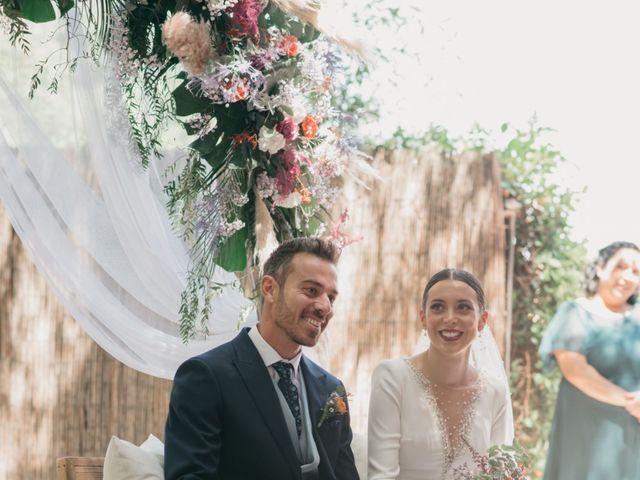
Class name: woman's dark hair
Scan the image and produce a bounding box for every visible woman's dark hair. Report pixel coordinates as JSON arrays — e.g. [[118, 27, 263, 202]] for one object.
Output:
[[585, 241, 640, 304], [421, 268, 486, 311]]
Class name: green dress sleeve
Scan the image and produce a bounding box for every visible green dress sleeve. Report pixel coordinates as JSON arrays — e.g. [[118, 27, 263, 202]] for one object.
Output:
[[538, 300, 593, 371]]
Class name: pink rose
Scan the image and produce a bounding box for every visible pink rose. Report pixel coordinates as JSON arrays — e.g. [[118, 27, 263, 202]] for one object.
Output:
[[276, 117, 299, 142]]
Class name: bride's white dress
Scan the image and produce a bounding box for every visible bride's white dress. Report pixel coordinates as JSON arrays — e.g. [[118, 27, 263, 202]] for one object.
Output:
[[367, 358, 513, 480]]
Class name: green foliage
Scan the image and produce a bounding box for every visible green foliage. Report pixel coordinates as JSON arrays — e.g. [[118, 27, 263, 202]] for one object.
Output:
[[499, 123, 587, 477], [122, 67, 175, 167], [5, 14, 31, 53], [3, 0, 74, 23]]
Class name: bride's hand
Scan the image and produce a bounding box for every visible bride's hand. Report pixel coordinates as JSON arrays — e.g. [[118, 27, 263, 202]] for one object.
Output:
[[623, 392, 640, 422]]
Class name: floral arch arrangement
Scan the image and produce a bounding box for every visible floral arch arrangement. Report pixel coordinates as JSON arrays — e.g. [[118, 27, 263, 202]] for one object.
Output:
[[1, 0, 372, 340]]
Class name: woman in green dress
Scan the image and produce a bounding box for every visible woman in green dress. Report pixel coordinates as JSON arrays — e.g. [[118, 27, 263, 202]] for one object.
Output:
[[539, 241, 640, 480]]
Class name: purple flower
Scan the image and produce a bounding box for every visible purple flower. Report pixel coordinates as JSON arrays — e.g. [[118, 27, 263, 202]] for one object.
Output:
[[226, 0, 263, 44], [276, 117, 299, 142], [275, 149, 302, 197]]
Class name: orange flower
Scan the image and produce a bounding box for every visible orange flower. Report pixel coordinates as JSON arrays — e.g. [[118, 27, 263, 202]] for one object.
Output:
[[232, 132, 257, 149], [334, 396, 347, 414], [234, 82, 249, 101], [225, 78, 250, 102], [301, 115, 318, 139], [295, 181, 312, 204], [280, 35, 300, 57]]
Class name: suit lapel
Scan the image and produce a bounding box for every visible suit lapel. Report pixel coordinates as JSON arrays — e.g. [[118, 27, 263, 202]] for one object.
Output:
[[232, 329, 300, 480], [300, 357, 328, 429], [301, 356, 335, 479]]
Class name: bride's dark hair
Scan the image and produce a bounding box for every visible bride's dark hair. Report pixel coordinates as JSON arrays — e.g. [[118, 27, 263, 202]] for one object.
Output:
[[584, 241, 640, 304], [421, 268, 486, 311]]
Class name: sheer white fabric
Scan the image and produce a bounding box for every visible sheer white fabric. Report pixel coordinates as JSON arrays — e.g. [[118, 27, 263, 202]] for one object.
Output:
[[0, 58, 256, 379], [367, 358, 513, 480]]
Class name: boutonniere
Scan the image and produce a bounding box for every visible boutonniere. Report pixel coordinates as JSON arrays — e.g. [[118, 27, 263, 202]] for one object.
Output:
[[317, 385, 349, 427]]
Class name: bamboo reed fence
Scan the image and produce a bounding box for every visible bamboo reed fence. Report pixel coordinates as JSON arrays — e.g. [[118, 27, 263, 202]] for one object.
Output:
[[0, 206, 171, 480], [0, 148, 506, 478], [321, 149, 507, 432]]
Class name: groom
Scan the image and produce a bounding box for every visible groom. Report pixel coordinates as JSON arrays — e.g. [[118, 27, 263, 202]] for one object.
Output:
[[164, 237, 360, 480]]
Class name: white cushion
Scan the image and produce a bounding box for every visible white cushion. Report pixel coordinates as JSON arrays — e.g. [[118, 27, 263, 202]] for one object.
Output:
[[103, 434, 164, 480]]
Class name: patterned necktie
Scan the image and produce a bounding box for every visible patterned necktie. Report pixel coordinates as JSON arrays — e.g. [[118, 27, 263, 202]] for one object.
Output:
[[272, 361, 302, 438]]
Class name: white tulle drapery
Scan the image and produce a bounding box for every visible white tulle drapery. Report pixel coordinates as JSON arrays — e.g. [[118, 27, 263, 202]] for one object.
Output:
[[0, 58, 256, 379]]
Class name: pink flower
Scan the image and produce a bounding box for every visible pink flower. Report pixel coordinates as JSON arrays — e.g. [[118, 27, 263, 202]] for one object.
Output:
[[281, 149, 302, 173], [280, 35, 300, 57], [275, 149, 302, 197], [276, 117, 299, 142], [327, 209, 362, 248], [275, 169, 295, 198], [226, 0, 263, 43]]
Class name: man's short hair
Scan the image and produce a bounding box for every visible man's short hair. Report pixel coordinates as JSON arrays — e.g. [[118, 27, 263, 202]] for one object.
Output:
[[263, 237, 341, 286]]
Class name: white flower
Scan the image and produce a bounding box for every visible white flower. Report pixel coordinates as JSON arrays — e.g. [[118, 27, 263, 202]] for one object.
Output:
[[256, 172, 276, 199], [287, 98, 308, 123], [258, 126, 286, 154], [273, 191, 302, 208]]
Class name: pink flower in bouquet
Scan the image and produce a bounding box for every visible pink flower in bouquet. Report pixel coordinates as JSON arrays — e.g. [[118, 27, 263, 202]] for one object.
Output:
[[297, 152, 311, 166], [162, 12, 214, 76], [275, 170, 295, 198], [280, 35, 300, 57], [327, 208, 362, 248], [250, 51, 276, 70], [227, 0, 263, 43], [276, 117, 299, 142], [282, 149, 302, 182], [224, 77, 250, 101], [275, 149, 302, 197]]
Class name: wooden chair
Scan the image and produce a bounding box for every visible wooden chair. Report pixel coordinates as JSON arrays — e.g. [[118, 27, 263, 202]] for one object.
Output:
[[56, 457, 104, 480]]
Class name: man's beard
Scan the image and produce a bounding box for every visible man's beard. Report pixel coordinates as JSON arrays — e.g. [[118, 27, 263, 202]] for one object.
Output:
[[274, 296, 320, 347]]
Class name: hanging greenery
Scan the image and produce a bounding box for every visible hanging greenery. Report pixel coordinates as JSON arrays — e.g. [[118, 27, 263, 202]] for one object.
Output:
[[499, 123, 587, 476], [1, 0, 375, 341]]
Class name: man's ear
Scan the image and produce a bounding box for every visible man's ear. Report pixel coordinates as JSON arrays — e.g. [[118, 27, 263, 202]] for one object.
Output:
[[261, 275, 279, 304]]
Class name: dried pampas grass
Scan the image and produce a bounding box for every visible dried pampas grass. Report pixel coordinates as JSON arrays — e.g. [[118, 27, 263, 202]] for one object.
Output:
[[162, 12, 214, 76]]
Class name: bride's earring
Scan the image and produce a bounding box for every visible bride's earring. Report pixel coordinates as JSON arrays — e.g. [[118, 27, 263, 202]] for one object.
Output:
[[422, 328, 427, 337]]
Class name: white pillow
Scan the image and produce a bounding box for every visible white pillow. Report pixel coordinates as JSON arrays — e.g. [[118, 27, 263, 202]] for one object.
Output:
[[103, 434, 164, 480]]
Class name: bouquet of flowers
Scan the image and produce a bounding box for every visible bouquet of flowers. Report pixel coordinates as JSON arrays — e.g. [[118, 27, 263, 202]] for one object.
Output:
[[1, 0, 372, 340], [155, 1, 370, 337], [454, 442, 530, 480]]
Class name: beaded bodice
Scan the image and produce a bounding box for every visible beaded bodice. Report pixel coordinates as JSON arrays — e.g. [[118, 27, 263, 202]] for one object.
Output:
[[404, 359, 483, 478]]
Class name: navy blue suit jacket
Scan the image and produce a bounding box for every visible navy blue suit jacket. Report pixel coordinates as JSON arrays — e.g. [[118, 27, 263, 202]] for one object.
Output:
[[164, 328, 360, 480]]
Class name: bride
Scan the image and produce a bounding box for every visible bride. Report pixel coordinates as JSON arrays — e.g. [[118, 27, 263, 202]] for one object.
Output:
[[367, 268, 514, 479]]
